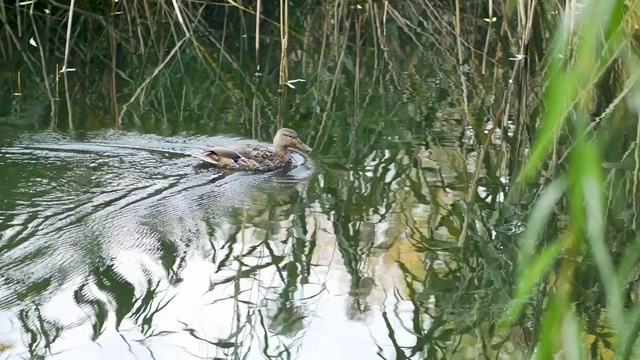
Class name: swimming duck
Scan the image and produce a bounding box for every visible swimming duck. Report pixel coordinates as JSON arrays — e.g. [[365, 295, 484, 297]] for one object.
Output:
[[194, 128, 312, 172]]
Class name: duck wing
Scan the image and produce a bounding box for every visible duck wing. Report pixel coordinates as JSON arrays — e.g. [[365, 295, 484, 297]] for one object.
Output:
[[196, 143, 285, 171], [206, 144, 268, 159]]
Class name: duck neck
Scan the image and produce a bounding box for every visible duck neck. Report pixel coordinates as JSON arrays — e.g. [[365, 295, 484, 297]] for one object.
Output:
[[273, 145, 290, 158]]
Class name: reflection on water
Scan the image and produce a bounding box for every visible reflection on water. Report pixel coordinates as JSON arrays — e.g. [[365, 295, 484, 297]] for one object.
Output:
[[0, 131, 315, 358], [0, 127, 525, 360]]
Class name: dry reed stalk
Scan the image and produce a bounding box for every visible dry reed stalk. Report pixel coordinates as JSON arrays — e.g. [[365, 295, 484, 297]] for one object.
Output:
[[110, 22, 119, 126], [279, 0, 289, 85], [29, 12, 55, 119], [277, 0, 289, 129], [354, 8, 361, 117], [170, 0, 191, 37], [0, 0, 35, 71], [15, 70, 20, 95], [255, 0, 260, 68], [63, 72, 73, 130], [117, 35, 190, 126], [315, 19, 350, 151], [453, 0, 471, 248], [314, 8, 329, 91], [461, 0, 544, 247], [366, 0, 381, 94], [15, 0, 21, 38], [482, 0, 494, 74], [61, 0, 76, 72], [253, 0, 261, 138]]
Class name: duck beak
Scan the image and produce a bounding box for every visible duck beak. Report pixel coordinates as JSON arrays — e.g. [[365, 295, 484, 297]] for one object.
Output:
[[297, 141, 312, 153]]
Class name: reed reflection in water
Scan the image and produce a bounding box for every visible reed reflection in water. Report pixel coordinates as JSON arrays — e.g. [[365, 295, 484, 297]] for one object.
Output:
[[0, 128, 488, 360]]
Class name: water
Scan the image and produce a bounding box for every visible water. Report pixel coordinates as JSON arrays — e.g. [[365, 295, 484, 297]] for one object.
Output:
[[1, 130, 314, 357], [0, 125, 524, 359], [0, 6, 533, 359]]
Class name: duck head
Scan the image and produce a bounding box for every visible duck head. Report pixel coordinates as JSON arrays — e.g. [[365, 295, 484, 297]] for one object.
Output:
[[273, 128, 312, 153]]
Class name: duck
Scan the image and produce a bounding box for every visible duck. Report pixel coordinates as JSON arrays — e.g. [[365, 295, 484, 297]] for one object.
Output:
[[194, 128, 312, 172]]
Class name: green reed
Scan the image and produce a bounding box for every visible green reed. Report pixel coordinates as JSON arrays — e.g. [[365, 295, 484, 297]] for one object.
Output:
[[501, 0, 640, 358]]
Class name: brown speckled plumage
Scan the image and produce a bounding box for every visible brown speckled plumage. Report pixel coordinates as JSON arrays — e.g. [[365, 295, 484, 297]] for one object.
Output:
[[194, 128, 312, 172]]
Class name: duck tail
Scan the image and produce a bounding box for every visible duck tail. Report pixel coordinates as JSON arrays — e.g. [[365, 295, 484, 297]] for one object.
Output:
[[192, 152, 238, 168]]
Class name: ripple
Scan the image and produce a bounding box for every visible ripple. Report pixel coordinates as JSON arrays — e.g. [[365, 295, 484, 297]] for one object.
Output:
[[0, 130, 313, 293], [0, 130, 319, 359]]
